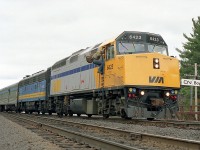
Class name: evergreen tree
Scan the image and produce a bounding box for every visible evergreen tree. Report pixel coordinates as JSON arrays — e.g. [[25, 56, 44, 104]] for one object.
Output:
[[176, 16, 200, 104], [177, 16, 200, 77]]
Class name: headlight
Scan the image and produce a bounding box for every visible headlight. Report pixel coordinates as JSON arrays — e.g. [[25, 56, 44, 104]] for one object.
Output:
[[153, 58, 160, 69], [154, 64, 159, 69], [165, 92, 170, 97], [154, 58, 159, 63], [140, 90, 145, 96]]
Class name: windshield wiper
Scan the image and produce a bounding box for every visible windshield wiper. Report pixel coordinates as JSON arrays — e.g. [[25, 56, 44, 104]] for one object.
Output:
[[151, 45, 156, 52], [132, 42, 136, 52], [120, 41, 128, 50]]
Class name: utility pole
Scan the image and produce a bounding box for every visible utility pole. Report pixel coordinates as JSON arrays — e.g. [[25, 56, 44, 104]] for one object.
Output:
[[195, 63, 198, 120]]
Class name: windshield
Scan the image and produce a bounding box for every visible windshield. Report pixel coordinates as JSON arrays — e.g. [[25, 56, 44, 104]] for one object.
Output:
[[118, 42, 145, 54], [148, 44, 168, 55]]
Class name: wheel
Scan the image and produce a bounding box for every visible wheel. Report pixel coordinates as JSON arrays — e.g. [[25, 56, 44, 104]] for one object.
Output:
[[147, 118, 154, 121], [103, 114, 109, 119], [69, 113, 73, 117], [87, 114, 92, 118], [17, 108, 21, 113], [48, 111, 52, 115], [121, 109, 131, 119], [77, 114, 81, 117], [57, 112, 63, 117], [42, 112, 45, 115], [120, 109, 126, 118]]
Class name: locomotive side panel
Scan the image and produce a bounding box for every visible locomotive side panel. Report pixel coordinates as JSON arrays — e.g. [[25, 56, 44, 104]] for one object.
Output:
[[0, 83, 18, 111], [103, 56, 125, 88], [0, 88, 9, 105], [50, 52, 97, 96], [7, 85, 18, 105], [18, 80, 46, 102], [18, 71, 48, 113]]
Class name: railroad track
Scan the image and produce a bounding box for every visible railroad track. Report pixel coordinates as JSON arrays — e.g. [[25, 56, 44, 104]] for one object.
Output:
[[29, 113, 200, 130], [2, 113, 200, 150], [125, 119, 200, 130], [2, 113, 140, 150], [65, 114, 200, 130]]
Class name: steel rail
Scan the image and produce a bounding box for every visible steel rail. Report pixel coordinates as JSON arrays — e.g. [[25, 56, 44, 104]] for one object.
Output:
[[3, 113, 200, 150], [59, 115, 200, 130], [4, 113, 140, 150], [31, 115, 200, 150]]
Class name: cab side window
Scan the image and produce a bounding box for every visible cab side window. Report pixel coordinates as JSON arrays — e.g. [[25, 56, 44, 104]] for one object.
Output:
[[106, 45, 114, 60]]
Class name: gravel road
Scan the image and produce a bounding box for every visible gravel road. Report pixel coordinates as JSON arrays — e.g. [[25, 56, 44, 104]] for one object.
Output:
[[0, 114, 62, 150]]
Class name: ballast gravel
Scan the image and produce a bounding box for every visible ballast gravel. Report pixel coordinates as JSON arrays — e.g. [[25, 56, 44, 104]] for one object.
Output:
[[65, 116, 200, 141], [0, 115, 62, 150]]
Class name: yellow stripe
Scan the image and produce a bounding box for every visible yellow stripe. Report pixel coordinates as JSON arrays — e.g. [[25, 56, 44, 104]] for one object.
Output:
[[19, 92, 46, 100], [52, 79, 61, 93]]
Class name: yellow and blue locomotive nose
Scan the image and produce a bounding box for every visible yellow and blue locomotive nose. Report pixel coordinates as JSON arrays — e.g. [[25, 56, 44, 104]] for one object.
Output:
[[123, 53, 180, 89]]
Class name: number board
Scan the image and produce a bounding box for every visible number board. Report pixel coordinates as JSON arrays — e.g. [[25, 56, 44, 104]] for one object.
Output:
[[117, 31, 167, 46], [118, 32, 145, 42], [146, 34, 166, 45]]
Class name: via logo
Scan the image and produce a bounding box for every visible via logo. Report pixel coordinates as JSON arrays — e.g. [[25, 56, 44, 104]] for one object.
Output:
[[149, 76, 164, 84]]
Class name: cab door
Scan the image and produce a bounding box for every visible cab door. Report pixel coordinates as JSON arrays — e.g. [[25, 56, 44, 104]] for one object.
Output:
[[104, 44, 116, 87]]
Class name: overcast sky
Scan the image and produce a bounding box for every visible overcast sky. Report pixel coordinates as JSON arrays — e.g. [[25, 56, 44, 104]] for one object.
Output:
[[0, 0, 199, 89]]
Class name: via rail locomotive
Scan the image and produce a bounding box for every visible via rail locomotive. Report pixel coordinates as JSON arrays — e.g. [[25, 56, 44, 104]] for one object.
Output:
[[0, 31, 180, 119]]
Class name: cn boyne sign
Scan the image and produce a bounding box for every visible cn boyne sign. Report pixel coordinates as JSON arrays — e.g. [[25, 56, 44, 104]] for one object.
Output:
[[181, 79, 200, 87]]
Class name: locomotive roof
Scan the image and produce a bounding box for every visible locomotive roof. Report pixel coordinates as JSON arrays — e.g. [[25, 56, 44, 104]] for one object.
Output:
[[119, 31, 162, 36], [81, 43, 102, 55], [98, 31, 166, 47], [52, 56, 70, 67], [52, 43, 102, 67], [21, 70, 46, 81], [52, 31, 166, 68], [0, 82, 18, 91], [116, 31, 167, 46]]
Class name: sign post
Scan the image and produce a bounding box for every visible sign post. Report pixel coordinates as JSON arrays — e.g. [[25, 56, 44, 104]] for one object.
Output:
[[181, 78, 199, 120], [195, 63, 198, 120], [182, 63, 199, 121], [181, 79, 199, 120]]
